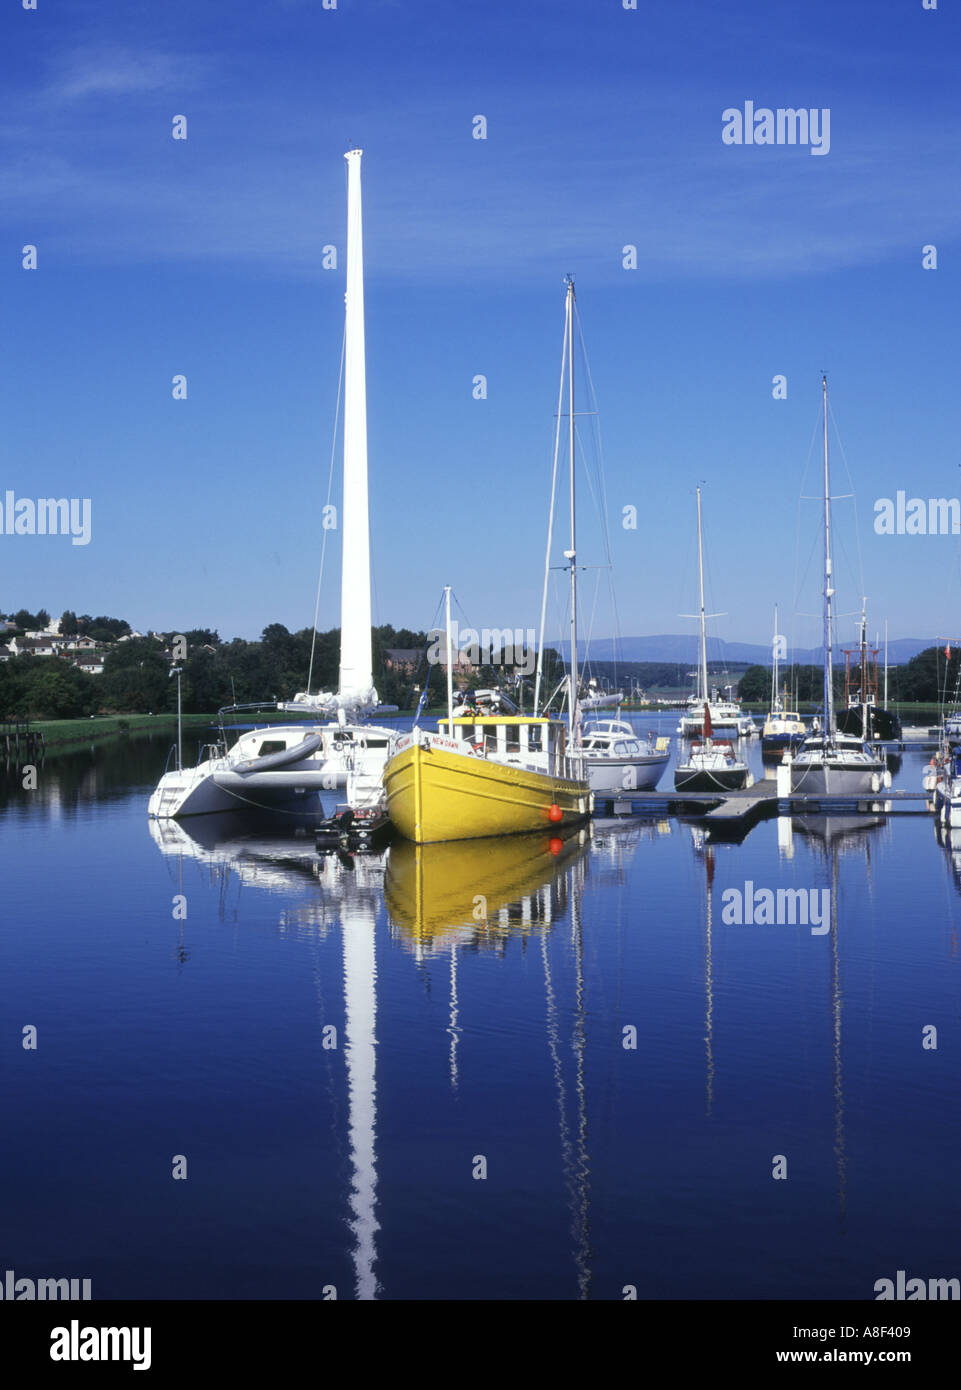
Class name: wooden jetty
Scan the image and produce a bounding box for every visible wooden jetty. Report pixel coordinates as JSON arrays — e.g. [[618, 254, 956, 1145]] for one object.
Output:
[[594, 778, 932, 832], [1, 720, 44, 760]]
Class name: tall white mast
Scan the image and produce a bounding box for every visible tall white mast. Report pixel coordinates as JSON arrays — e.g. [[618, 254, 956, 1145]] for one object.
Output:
[[771, 604, 779, 711], [859, 597, 868, 736], [696, 487, 708, 704], [822, 375, 835, 736], [563, 278, 579, 739], [338, 148, 376, 708]]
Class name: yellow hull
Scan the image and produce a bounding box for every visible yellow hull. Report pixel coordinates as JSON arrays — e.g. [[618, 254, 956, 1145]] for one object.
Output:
[[384, 740, 591, 844]]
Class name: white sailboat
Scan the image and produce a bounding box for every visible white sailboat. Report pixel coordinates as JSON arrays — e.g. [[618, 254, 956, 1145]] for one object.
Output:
[[149, 148, 399, 820], [674, 701, 749, 791], [788, 377, 887, 796], [533, 277, 668, 792], [676, 487, 754, 739]]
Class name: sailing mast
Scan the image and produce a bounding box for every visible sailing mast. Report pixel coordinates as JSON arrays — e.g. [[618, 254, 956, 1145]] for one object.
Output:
[[859, 598, 868, 738], [822, 375, 835, 738], [444, 585, 455, 734], [338, 148, 376, 710], [884, 621, 888, 706], [696, 487, 708, 706], [771, 604, 779, 713], [564, 277, 579, 743]]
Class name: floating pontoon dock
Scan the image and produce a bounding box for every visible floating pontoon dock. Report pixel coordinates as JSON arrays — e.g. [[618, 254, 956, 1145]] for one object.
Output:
[[593, 779, 932, 832]]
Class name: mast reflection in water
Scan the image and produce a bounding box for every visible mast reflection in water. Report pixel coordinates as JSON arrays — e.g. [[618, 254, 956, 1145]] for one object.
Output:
[[3, 736, 960, 1299]]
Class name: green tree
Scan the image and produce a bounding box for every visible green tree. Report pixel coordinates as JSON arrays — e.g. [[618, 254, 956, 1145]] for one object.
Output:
[[100, 639, 170, 713], [738, 665, 769, 702]]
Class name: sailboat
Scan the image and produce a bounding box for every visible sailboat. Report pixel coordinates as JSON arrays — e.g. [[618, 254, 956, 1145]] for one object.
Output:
[[384, 282, 609, 844], [674, 701, 749, 791], [788, 378, 888, 796], [836, 600, 902, 743], [676, 488, 754, 739], [760, 604, 806, 758], [530, 277, 668, 791], [148, 148, 399, 820]]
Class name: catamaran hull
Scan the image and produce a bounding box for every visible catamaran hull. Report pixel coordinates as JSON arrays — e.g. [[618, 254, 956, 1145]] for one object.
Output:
[[384, 742, 590, 844], [149, 745, 392, 819], [148, 766, 324, 818]]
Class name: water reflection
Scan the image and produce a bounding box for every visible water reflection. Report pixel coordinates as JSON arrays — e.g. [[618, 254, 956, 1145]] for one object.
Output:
[[150, 810, 382, 1295], [385, 827, 590, 956], [146, 810, 597, 1296], [689, 828, 715, 1116], [790, 814, 887, 1231]]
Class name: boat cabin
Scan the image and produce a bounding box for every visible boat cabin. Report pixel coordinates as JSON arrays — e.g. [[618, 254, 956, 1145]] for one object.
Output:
[[580, 718, 661, 759], [438, 714, 572, 777]]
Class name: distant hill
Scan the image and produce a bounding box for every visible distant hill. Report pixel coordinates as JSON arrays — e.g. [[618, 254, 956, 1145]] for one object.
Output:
[[560, 635, 934, 666]]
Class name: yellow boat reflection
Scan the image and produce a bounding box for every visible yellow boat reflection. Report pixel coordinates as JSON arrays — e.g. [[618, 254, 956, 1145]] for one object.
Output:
[[385, 825, 590, 951]]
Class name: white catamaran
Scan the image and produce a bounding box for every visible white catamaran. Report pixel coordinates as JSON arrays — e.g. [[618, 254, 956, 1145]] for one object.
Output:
[[788, 377, 888, 797], [149, 148, 399, 820]]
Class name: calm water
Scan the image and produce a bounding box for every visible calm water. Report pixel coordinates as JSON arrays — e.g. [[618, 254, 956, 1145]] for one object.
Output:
[[1, 719, 958, 1300]]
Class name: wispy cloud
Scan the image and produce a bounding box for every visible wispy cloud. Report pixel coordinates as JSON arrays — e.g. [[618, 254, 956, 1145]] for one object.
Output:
[[3, 24, 958, 287], [43, 45, 213, 104]]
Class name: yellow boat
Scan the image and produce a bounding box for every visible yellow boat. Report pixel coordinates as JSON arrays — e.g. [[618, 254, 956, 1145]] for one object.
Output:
[[385, 824, 589, 950], [383, 715, 591, 844]]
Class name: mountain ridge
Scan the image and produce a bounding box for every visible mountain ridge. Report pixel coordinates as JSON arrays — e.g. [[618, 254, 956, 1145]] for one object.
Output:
[[561, 635, 934, 666]]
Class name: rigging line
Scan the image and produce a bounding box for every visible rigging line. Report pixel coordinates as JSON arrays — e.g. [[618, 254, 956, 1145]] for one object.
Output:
[[535, 300, 569, 715], [403, 592, 447, 708], [306, 320, 347, 696], [827, 394, 867, 614], [583, 566, 603, 675], [572, 306, 621, 657], [793, 394, 828, 674], [570, 417, 619, 683]]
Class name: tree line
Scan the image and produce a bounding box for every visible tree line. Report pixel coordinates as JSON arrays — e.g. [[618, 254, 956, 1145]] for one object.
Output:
[[0, 619, 561, 721], [737, 647, 958, 705]]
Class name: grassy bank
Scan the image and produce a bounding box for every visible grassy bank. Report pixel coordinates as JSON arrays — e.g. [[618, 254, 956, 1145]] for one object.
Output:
[[36, 713, 214, 750], [32, 707, 426, 754]]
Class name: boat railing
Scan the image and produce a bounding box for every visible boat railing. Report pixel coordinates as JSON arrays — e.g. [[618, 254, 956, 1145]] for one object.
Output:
[[197, 741, 226, 764]]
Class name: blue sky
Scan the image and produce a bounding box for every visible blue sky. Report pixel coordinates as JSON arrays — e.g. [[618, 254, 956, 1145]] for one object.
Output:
[[2, 0, 959, 661]]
